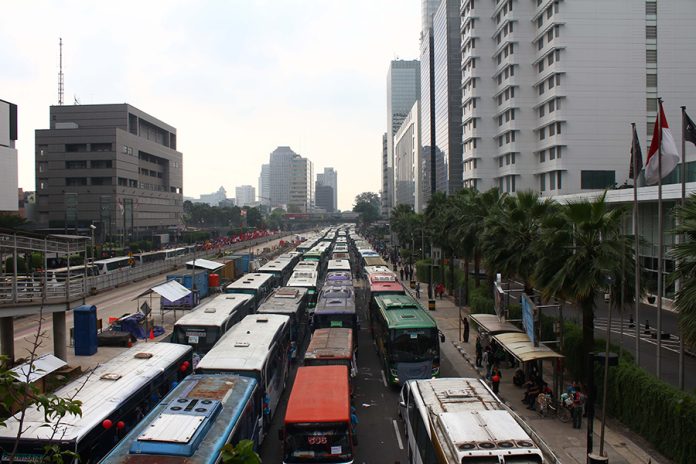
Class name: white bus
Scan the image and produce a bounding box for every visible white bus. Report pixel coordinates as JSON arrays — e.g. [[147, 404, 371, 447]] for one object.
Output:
[[293, 261, 319, 273], [224, 273, 275, 309], [257, 287, 309, 360], [196, 314, 291, 443], [94, 256, 132, 274], [287, 270, 319, 309], [0, 343, 192, 463], [327, 259, 351, 273], [399, 378, 544, 464], [171, 293, 255, 357], [258, 259, 295, 287]]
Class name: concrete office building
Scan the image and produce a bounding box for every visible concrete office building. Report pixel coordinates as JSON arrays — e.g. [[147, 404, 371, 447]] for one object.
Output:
[[35, 104, 183, 240], [394, 101, 422, 211], [460, 0, 696, 195], [385, 60, 420, 216], [269, 146, 297, 208], [197, 186, 227, 206], [258, 163, 270, 205], [0, 100, 18, 213], [235, 185, 256, 207], [381, 133, 388, 214], [316, 167, 338, 212], [315, 183, 334, 213], [289, 156, 314, 213]]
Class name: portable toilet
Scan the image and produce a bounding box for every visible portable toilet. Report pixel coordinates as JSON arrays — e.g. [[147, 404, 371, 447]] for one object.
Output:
[[73, 305, 98, 356]]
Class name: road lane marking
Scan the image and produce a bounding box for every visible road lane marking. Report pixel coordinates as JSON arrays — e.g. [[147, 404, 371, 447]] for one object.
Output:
[[381, 370, 388, 387], [392, 420, 404, 450]]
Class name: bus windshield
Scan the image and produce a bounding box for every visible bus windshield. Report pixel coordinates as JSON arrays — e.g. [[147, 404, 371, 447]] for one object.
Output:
[[389, 329, 437, 362], [284, 423, 352, 463]]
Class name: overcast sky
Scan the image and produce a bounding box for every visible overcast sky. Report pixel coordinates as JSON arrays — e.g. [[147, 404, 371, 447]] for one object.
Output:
[[2, 0, 420, 211]]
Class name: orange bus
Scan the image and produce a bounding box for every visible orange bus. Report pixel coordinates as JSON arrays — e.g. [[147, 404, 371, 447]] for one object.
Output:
[[281, 365, 354, 463], [304, 328, 355, 377]]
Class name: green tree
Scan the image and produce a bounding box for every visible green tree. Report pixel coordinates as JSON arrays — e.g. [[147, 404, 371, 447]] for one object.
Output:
[[0, 215, 27, 229], [353, 192, 380, 225], [220, 439, 262, 464], [670, 194, 696, 347], [534, 193, 632, 383], [482, 190, 556, 294]]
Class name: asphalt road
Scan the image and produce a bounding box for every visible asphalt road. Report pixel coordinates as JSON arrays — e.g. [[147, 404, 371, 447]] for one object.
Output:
[[259, 278, 410, 464]]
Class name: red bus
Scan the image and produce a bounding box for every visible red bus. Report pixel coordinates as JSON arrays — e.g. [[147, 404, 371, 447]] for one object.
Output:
[[282, 365, 354, 463], [368, 278, 406, 314]]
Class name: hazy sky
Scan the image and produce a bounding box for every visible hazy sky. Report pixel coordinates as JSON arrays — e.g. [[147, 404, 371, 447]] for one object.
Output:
[[2, 0, 420, 211]]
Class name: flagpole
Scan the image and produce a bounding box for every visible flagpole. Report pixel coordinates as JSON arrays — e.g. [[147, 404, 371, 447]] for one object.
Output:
[[656, 98, 664, 380], [632, 123, 641, 366], [679, 105, 687, 390]]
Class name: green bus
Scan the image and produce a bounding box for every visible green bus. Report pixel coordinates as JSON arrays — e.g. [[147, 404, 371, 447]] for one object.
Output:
[[371, 294, 443, 386]]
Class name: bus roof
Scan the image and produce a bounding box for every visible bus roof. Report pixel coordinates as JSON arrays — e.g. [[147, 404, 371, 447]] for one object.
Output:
[[363, 256, 388, 267], [375, 296, 436, 329], [364, 266, 393, 276], [287, 271, 318, 288], [368, 272, 397, 283], [315, 289, 356, 315], [369, 281, 404, 295], [174, 293, 254, 328], [410, 378, 500, 415], [305, 328, 353, 361], [258, 287, 308, 315], [102, 374, 257, 462], [94, 256, 131, 265], [294, 261, 318, 272], [225, 273, 274, 291], [196, 314, 289, 373], [325, 271, 351, 281], [258, 259, 294, 273], [285, 366, 350, 424], [0, 343, 191, 443]]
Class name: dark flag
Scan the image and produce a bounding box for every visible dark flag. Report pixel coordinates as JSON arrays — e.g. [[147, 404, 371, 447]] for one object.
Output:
[[685, 110, 696, 147], [629, 123, 643, 179]]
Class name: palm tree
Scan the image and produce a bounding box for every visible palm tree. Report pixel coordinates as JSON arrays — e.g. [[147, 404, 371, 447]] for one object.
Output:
[[670, 194, 696, 347], [534, 193, 633, 383], [482, 191, 556, 294], [425, 192, 452, 296]]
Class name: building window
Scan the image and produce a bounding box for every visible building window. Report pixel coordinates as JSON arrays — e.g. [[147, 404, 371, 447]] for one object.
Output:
[[549, 146, 556, 160], [549, 99, 555, 112], [65, 143, 87, 152], [646, 25, 657, 39], [646, 2, 657, 15], [646, 49, 657, 63], [540, 173, 546, 191], [499, 157, 504, 167], [647, 73, 657, 87], [91, 143, 113, 152], [90, 177, 112, 186], [646, 98, 657, 112], [539, 150, 546, 162], [91, 160, 113, 169], [557, 171, 562, 189], [66, 177, 87, 187], [65, 160, 87, 169], [581, 170, 616, 189], [539, 127, 546, 140], [550, 171, 556, 190], [549, 124, 555, 136], [539, 106, 546, 118]]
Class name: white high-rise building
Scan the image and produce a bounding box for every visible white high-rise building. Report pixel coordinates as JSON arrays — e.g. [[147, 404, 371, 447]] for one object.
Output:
[[316, 167, 338, 211], [258, 164, 270, 205], [0, 99, 18, 212], [385, 60, 420, 217], [289, 156, 314, 213], [394, 101, 422, 212], [460, 0, 696, 195], [235, 185, 256, 207], [269, 147, 297, 207]]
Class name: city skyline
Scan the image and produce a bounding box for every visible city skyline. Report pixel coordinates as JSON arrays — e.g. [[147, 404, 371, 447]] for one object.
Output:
[[1, 1, 420, 211]]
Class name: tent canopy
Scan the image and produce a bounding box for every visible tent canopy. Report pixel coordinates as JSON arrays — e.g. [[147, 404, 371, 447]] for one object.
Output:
[[469, 313, 523, 335], [134, 280, 191, 301], [493, 332, 564, 362], [185, 259, 224, 271]]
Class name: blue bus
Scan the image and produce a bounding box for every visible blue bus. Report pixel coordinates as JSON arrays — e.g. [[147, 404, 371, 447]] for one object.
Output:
[[100, 374, 261, 463]]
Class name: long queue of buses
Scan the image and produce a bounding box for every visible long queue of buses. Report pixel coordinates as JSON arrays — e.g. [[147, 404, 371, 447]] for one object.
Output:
[[0, 227, 544, 464]]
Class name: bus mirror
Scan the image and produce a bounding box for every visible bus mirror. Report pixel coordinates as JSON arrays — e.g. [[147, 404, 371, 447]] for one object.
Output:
[[399, 401, 405, 408], [439, 332, 445, 343]]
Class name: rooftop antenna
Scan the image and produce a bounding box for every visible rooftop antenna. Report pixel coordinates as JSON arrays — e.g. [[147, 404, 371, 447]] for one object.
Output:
[[58, 37, 64, 105]]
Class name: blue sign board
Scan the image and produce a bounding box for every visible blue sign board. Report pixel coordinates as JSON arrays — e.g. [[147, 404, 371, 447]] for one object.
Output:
[[521, 294, 536, 345]]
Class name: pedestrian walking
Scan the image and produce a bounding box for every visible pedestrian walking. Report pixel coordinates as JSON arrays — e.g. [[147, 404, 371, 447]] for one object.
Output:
[[415, 282, 421, 299], [436, 283, 445, 299], [491, 367, 501, 395], [463, 317, 470, 343], [400, 267, 405, 281], [475, 336, 483, 367], [572, 390, 585, 429]]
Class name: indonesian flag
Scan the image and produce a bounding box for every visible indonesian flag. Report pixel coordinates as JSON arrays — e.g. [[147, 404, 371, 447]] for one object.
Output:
[[645, 102, 680, 185]]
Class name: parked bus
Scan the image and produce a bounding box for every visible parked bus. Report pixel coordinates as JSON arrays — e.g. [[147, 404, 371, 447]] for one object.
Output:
[[258, 287, 309, 360], [164, 247, 189, 260], [258, 259, 295, 287], [134, 250, 167, 265], [101, 374, 261, 463], [94, 256, 133, 274], [45, 264, 99, 282], [171, 293, 255, 358], [371, 294, 442, 386], [399, 378, 544, 464], [287, 271, 319, 309], [324, 271, 352, 288], [196, 314, 291, 442], [304, 328, 356, 378], [0, 343, 192, 463], [363, 256, 388, 268], [368, 278, 406, 313], [312, 286, 357, 337], [294, 261, 319, 273], [224, 273, 275, 310], [281, 365, 355, 464], [331, 252, 350, 261], [327, 259, 351, 274]]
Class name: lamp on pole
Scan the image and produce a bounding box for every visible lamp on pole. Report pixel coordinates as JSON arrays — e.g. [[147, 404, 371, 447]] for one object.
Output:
[[89, 223, 96, 295]]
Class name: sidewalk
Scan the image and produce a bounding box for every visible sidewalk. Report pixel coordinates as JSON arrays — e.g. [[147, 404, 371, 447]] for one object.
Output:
[[404, 277, 668, 464]]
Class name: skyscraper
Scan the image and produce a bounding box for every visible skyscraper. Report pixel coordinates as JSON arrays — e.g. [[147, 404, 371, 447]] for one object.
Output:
[[316, 167, 338, 211], [269, 146, 297, 207], [394, 101, 421, 211], [385, 60, 420, 216], [268, 146, 313, 212], [0, 99, 18, 213], [459, 0, 696, 195]]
